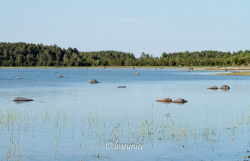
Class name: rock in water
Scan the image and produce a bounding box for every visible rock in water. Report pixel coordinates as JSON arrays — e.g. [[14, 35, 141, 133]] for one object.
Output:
[[117, 86, 126, 88], [172, 98, 188, 104], [89, 79, 100, 84], [16, 77, 22, 80], [208, 86, 219, 90], [156, 98, 172, 103], [220, 85, 230, 90], [57, 75, 64, 78], [13, 97, 33, 102]]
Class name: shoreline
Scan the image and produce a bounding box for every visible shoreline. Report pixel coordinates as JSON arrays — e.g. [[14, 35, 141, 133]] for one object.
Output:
[[179, 66, 250, 72], [0, 66, 174, 69], [1, 66, 250, 72], [216, 72, 250, 76]]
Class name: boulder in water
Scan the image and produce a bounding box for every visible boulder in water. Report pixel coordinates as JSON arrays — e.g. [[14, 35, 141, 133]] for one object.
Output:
[[172, 98, 188, 104], [117, 86, 126, 88], [13, 97, 33, 102], [220, 85, 230, 90], [208, 86, 219, 90], [57, 75, 64, 78], [89, 79, 100, 84], [156, 98, 172, 103]]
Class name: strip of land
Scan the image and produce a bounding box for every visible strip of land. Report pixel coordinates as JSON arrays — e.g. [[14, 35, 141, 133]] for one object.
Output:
[[180, 66, 250, 72], [216, 72, 250, 76], [1, 66, 250, 71]]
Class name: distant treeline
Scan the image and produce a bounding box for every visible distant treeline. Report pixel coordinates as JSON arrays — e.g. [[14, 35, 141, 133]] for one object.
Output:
[[0, 42, 250, 66]]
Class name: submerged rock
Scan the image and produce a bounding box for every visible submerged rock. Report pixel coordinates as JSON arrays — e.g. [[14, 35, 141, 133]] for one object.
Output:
[[220, 85, 230, 90], [13, 97, 33, 102], [89, 79, 100, 84], [133, 72, 140, 75], [57, 75, 64, 78], [208, 86, 219, 90], [117, 86, 126, 88], [156, 98, 172, 103], [172, 98, 188, 104]]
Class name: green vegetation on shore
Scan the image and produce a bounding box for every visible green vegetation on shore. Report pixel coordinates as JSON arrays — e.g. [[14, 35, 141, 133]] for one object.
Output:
[[1, 42, 250, 67]]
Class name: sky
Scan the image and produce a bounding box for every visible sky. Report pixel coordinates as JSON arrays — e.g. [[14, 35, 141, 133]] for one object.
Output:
[[1, 0, 250, 57]]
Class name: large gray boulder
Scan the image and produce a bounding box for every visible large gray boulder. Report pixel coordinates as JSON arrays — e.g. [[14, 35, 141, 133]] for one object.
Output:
[[172, 98, 188, 104], [13, 97, 33, 102]]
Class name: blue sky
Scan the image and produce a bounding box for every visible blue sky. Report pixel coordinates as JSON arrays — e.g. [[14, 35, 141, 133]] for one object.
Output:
[[1, 0, 250, 56]]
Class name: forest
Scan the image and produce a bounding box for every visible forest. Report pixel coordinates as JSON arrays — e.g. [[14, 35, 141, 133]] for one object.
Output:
[[0, 42, 250, 67]]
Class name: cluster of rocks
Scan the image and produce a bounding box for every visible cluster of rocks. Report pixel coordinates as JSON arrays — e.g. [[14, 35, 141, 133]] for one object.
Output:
[[208, 85, 230, 90], [156, 98, 188, 104], [13, 73, 231, 106]]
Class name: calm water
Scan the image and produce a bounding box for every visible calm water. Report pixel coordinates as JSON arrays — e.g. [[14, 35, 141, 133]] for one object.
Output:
[[0, 68, 250, 161]]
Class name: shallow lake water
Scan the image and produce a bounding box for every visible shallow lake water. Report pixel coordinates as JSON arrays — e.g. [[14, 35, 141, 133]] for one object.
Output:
[[0, 68, 250, 161]]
